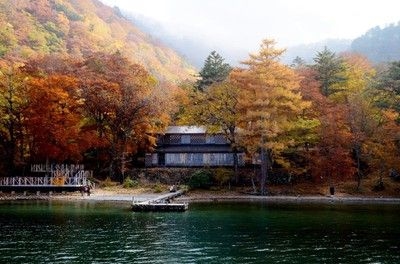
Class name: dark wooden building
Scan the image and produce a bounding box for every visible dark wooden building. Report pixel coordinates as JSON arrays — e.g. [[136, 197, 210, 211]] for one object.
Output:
[[145, 126, 244, 167]]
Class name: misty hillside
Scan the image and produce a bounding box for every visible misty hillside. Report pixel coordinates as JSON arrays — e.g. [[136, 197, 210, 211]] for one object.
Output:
[[124, 9, 400, 67], [124, 13, 354, 67], [283, 39, 352, 64], [351, 22, 400, 63], [286, 22, 400, 65], [124, 13, 210, 69], [0, 0, 195, 82], [123, 13, 248, 68]]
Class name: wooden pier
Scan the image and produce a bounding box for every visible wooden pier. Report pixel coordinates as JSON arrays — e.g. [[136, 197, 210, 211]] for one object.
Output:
[[132, 190, 188, 212]]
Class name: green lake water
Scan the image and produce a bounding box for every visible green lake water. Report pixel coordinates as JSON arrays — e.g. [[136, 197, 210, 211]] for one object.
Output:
[[0, 201, 399, 264]]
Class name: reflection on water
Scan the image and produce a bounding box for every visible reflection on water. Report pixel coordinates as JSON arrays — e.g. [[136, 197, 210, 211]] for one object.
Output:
[[0, 201, 399, 263]]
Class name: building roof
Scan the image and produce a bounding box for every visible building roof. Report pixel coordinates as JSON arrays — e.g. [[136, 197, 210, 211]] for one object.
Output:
[[164, 126, 207, 134]]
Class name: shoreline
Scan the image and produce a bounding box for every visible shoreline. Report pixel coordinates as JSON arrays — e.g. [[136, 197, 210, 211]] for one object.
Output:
[[2, 191, 400, 205], [176, 195, 400, 205]]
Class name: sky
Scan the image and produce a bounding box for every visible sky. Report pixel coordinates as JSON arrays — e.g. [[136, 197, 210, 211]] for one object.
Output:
[[100, 0, 400, 48]]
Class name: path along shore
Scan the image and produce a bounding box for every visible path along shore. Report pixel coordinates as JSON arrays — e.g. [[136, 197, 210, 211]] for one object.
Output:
[[1, 189, 400, 205]]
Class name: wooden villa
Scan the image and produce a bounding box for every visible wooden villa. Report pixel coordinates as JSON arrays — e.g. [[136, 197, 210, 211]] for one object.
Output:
[[145, 126, 244, 167]]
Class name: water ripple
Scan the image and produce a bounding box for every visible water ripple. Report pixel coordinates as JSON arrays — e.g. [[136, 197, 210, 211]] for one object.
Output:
[[0, 201, 399, 263]]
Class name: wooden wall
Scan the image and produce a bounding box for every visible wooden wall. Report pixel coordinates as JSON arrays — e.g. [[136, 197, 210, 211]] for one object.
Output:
[[146, 153, 245, 167]]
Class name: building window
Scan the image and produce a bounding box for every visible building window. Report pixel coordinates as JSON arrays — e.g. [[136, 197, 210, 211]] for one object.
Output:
[[214, 135, 227, 144], [191, 134, 206, 144], [181, 135, 191, 144], [206, 135, 215, 144], [168, 135, 181, 144]]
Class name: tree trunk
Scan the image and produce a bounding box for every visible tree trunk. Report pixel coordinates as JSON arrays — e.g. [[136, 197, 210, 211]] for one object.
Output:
[[233, 147, 239, 184], [5, 142, 16, 176], [260, 147, 269, 196], [355, 146, 362, 190], [108, 143, 117, 181], [251, 177, 257, 193]]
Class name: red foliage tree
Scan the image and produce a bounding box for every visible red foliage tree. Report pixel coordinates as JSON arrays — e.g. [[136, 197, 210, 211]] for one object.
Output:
[[296, 67, 356, 185]]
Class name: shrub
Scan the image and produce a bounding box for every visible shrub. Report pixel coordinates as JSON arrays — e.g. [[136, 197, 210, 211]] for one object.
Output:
[[213, 168, 233, 187], [100, 177, 118, 187], [153, 183, 164, 193], [373, 178, 385, 192], [123, 177, 138, 188], [188, 170, 213, 190]]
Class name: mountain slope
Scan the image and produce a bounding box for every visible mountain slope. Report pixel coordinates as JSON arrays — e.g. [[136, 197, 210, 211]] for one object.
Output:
[[0, 0, 195, 82], [351, 23, 400, 63]]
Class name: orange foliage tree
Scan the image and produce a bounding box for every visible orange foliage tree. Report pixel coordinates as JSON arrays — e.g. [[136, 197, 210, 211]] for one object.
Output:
[[78, 52, 170, 181], [23, 74, 84, 162]]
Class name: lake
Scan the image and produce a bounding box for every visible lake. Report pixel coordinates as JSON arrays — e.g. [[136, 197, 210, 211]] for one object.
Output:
[[0, 200, 399, 263]]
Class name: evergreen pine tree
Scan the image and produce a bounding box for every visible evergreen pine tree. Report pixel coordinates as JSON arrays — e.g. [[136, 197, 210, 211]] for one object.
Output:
[[197, 51, 231, 91]]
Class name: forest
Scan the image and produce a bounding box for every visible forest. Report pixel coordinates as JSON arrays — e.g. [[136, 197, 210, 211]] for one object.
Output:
[[0, 0, 399, 195], [178, 42, 400, 194], [0, 0, 195, 82], [0, 52, 181, 180], [1, 38, 400, 194]]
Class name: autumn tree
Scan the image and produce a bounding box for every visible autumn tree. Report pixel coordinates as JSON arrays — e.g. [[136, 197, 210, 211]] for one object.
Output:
[[339, 53, 377, 189], [196, 51, 231, 91], [178, 51, 241, 181], [204, 81, 241, 179], [295, 66, 352, 186], [332, 53, 375, 100], [370, 61, 400, 182], [232, 39, 313, 195], [179, 79, 242, 182], [369, 110, 400, 179], [314, 103, 356, 186], [19, 55, 100, 164], [79, 52, 169, 181], [23, 74, 84, 162], [0, 61, 27, 176], [308, 52, 379, 189], [347, 92, 383, 189]]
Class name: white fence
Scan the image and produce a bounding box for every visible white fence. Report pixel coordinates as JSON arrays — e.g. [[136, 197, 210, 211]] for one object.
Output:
[[0, 171, 92, 187]]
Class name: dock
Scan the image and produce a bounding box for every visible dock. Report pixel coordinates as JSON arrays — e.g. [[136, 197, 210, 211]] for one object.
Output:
[[132, 190, 188, 212]]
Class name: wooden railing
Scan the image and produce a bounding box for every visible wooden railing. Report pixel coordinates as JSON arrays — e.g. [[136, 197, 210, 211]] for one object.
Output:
[[0, 164, 94, 188], [0, 173, 92, 187]]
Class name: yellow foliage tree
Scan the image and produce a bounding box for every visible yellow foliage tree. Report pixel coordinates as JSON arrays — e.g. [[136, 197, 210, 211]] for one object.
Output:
[[178, 79, 241, 182], [231, 39, 312, 195], [0, 61, 27, 176], [330, 52, 375, 102], [335, 53, 381, 189]]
